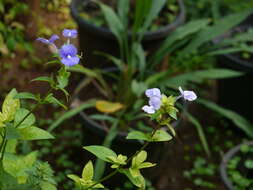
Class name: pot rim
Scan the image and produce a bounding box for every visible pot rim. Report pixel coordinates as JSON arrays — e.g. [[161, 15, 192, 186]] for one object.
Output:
[[220, 141, 253, 190], [77, 98, 187, 143], [222, 54, 253, 71], [70, 0, 185, 41]]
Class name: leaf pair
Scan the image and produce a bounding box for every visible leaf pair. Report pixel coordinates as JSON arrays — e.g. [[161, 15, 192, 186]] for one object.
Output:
[[127, 130, 173, 142], [68, 161, 104, 189]]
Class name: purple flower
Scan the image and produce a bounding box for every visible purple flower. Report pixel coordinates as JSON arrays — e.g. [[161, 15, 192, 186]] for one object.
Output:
[[59, 44, 80, 66], [142, 105, 156, 114], [178, 86, 197, 101], [145, 88, 161, 99], [142, 88, 162, 114], [63, 29, 77, 38], [36, 34, 59, 45]]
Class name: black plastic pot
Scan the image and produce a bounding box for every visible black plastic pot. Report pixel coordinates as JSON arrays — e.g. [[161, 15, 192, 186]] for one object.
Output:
[[70, 0, 185, 68], [220, 141, 253, 190], [217, 22, 253, 122], [218, 52, 253, 122]]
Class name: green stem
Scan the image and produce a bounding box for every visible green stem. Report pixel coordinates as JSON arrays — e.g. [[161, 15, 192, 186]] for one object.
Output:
[[85, 126, 160, 190]]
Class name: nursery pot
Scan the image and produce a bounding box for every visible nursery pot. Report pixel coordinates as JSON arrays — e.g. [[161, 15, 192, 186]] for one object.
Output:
[[217, 23, 253, 122], [220, 141, 253, 190], [70, 0, 185, 69], [78, 101, 184, 187]]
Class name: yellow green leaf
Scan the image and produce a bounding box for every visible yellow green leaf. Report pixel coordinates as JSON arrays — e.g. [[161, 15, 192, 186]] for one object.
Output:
[[95, 100, 123, 113], [1, 89, 20, 122]]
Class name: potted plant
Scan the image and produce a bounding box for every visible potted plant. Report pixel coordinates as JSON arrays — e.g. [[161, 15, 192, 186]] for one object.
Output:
[[70, 0, 185, 68], [220, 141, 253, 190]]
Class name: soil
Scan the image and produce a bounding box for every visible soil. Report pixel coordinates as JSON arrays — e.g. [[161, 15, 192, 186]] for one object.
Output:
[[0, 2, 248, 190]]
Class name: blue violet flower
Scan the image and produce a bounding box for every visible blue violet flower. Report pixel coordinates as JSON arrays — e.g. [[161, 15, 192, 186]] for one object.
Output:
[[63, 29, 78, 38], [36, 34, 59, 45], [59, 44, 80, 66], [178, 86, 197, 101], [142, 88, 162, 114]]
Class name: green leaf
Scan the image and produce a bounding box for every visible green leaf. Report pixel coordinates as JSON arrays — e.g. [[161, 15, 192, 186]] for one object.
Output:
[[99, 2, 124, 45], [131, 80, 147, 98], [1, 89, 20, 122], [126, 131, 151, 141], [14, 92, 37, 101], [182, 10, 253, 54], [83, 146, 117, 163], [140, 0, 167, 37], [94, 52, 124, 71], [18, 126, 54, 140], [117, 0, 129, 28], [47, 100, 96, 132], [6, 126, 20, 140], [132, 151, 147, 167], [14, 108, 35, 127], [245, 160, 253, 169], [31, 76, 53, 83], [150, 19, 210, 65], [94, 120, 118, 180], [198, 99, 253, 138], [119, 169, 145, 188], [129, 168, 141, 177], [67, 174, 80, 183], [151, 130, 172, 142], [159, 69, 244, 89], [3, 152, 37, 184], [57, 67, 70, 89], [185, 112, 211, 157], [82, 161, 94, 181], [138, 162, 156, 169], [40, 182, 57, 190], [66, 64, 98, 78], [44, 94, 67, 109]]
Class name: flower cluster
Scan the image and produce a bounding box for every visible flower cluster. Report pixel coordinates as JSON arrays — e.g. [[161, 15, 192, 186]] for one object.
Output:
[[142, 88, 162, 114], [37, 29, 80, 67], [142, 87, 197, 114]]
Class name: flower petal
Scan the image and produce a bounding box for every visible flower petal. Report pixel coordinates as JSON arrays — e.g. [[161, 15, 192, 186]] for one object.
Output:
[[63, 29, 78, 38], [49, 34, 59, 43], [61, 56, 79, 67], [59, 44, 78, 58], [36, 38, 50, 44], [183, 91, 197, 101], [145, 88, 161, 98], [142, 105, 155, 114], [149, 96, 161, 110]]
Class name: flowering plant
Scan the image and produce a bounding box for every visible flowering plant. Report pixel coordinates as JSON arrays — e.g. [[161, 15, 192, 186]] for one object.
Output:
[[0, 29, 80, 189], [0, 28, 198, 190]]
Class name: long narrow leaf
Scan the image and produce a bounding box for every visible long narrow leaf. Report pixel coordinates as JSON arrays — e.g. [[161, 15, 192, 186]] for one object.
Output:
[[182, 10, 253, 54], [185, 112, 211, 157], [150, 19, 210, 65], [47, 100, 96, 132], [159, 69, 244, 89], [99, 3, 124, 45], [139, 0, 167, 39], [117, 0, 129, 28], [94, 120, 119, 180], [198, 99, 253, 138]]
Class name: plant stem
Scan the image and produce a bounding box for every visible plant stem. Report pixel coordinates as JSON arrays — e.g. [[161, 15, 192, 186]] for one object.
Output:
[[85, 126, 160, 190]]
